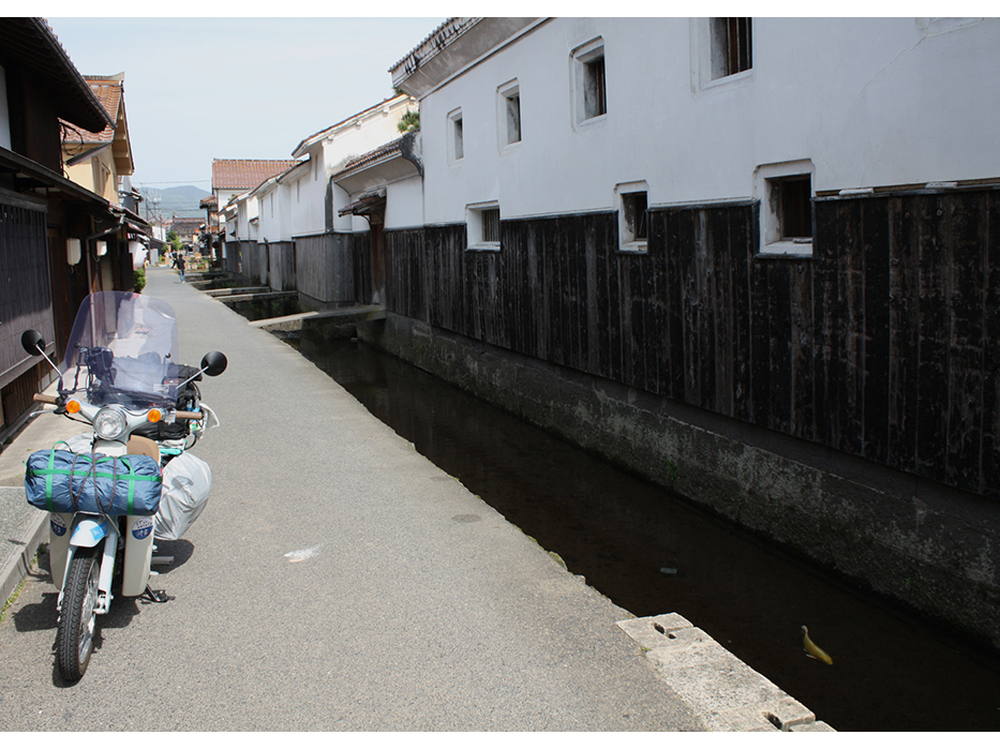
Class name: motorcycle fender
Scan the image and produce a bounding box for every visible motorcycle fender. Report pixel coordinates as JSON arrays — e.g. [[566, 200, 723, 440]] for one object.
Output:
[[69, 518, 111, 548]]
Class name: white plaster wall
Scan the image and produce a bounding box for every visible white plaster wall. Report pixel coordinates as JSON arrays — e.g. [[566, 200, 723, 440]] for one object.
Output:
[[234, 194, 258, 240], [418, 17, 1000, 224], [386, 175, 424, 230], [0, 64, 11, 151], [323, 98, 416, 173], [288, 151, 326, 237], [287, 98, 417, 237], [257, 185, 288, 243], [216, 189, 240, 211]]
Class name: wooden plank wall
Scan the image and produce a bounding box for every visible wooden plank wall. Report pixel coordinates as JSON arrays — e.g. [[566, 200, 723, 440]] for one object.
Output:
[[295, 233, 355, 303], [353, 232, 373, 305], [384, 189, 1000, 498], [267, 242, 295, 291], [0, 199, 53, 389]]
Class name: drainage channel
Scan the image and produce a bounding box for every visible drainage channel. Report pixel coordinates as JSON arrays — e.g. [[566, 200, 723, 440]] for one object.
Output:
[[234, 303, 999, 730]]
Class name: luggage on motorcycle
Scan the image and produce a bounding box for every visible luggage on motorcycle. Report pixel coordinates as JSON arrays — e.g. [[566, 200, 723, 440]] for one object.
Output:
[[24, 448, 162, 516], [153, 451, 212, 541]]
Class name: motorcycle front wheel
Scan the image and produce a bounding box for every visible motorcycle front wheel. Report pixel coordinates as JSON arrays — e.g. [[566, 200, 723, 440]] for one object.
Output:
[[56, 546, 100, 681]]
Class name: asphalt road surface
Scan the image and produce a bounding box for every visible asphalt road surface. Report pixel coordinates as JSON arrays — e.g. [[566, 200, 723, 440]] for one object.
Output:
[[0, 269, 703, 731]]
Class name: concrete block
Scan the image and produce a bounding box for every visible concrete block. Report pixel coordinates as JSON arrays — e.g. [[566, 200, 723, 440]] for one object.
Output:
[[789, 721, 837, 731], [615, 613, 693, 651], [620, 619, 822, 732]]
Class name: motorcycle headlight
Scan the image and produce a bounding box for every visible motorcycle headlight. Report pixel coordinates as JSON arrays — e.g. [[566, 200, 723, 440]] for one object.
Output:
[[93, 407, 127, 440]]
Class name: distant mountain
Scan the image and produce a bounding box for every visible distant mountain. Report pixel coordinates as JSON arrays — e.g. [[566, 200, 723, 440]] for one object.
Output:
[[138, 185, 210, 219]]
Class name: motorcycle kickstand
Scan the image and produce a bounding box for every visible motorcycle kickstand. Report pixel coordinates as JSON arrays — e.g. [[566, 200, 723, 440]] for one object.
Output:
[[141, 585, 173, 603]]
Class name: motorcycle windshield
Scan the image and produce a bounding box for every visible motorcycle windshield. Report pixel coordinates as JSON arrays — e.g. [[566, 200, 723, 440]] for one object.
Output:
[[61, 292, 180, 405]]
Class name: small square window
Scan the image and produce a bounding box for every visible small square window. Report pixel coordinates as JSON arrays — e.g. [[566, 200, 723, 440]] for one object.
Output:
[[572, 39, 607, 124], [775, 176, 811, 240], [498, 80, 521, 146], [616, 182, 649, 252], [755, 160, 814, 256], [448, 108, 464, 162], [710, 17, 752, 79], [466, 202, 501, 251]]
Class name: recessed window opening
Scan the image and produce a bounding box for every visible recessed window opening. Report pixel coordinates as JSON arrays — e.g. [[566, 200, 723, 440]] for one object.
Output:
[[710, 17, 752, 79], [481, 208, 500, 243], [502, 85, 521, 145], [449, 109, 464, 161], [756, 161, 814, 256], [573, 39, 607, 124], [583, 55, 607, 119], [466, 202, 501, 251], [622, 192, 648, 242], [775, 176, 811, 240]]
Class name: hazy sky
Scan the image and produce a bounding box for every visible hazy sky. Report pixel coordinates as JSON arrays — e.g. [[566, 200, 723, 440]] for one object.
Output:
[[47, 17, 444, 191]]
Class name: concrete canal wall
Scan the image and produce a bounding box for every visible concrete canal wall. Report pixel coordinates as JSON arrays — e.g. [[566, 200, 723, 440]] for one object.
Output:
[[359, 309, 1000, 651]]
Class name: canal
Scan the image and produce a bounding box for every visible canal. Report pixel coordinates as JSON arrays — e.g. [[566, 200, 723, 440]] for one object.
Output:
[[226, 295, 1000, 731]]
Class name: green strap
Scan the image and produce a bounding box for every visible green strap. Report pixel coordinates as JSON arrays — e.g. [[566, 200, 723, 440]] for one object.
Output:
[[45, 449, 56, 512], [32, 451, 160, 515], [33, 467, 159, 482], [121, 457, 136, 515]]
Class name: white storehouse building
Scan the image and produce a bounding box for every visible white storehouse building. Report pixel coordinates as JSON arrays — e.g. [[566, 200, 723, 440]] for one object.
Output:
[[342, 17, 1000, 650], [226, 94, 417, 303]]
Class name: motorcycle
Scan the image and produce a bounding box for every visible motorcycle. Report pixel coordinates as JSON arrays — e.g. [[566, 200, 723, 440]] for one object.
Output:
[[20, 291, 226, 681]]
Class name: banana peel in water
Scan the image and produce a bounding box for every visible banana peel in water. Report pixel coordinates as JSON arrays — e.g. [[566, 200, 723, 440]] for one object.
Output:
[[801, 625, 834, 665]]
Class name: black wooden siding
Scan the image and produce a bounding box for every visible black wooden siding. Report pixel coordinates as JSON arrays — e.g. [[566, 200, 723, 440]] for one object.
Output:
[[384, 189, 1000, 498], [0, 197, 53, 389]]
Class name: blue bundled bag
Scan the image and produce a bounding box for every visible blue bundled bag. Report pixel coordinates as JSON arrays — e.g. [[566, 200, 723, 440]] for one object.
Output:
[[25, 447, 162, 516]]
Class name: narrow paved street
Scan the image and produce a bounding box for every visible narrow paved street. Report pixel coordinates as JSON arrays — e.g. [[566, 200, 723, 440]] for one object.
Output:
[[0, 269, 702, 731]]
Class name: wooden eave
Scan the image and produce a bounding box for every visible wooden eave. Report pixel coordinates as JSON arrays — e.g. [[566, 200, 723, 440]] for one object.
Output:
[[110, 95, 134, 175]]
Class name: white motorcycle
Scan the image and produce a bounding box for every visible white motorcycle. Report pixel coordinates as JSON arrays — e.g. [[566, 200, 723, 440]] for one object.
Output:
[[21, 291, 226, 681]]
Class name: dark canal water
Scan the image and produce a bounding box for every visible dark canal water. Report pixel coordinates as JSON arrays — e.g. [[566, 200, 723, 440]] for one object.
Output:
[[246, 301, 999, 730]]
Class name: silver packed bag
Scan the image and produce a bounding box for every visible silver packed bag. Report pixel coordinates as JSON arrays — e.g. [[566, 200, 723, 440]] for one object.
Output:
[[154, 452, 212, 541], [61, 433, 97, 453]]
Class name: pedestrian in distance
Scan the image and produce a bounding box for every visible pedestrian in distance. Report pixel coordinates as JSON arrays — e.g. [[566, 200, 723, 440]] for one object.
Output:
[[176, 253, 186, 282]]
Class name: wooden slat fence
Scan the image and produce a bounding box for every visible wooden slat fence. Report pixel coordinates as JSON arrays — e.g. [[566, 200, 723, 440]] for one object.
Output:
[[383, 188, 1000, 498]]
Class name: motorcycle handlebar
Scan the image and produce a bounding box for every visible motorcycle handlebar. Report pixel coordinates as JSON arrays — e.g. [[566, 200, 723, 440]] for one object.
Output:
[[33, 393, 59, 405], [175, 410, 202, 420]]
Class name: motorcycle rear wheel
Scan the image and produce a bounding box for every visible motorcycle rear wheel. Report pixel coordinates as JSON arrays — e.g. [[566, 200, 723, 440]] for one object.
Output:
[[56, 546, 100, 681]]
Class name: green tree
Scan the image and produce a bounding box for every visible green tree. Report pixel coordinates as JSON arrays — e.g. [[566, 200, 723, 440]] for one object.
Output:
[[166, 230, 183, 252]]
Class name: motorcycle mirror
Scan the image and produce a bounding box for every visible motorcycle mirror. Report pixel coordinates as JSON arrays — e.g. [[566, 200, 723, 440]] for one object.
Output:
[[201, 351, 228, 377], [21, 329, 45, 356]]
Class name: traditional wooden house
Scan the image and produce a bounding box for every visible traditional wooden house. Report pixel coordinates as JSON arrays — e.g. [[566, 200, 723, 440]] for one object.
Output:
[[374, 17, 1000, 648], [283, 93, 416, 306], [230, 95, 417, 302], [60, 71, 150, 287], [0, 18, 137, 441]]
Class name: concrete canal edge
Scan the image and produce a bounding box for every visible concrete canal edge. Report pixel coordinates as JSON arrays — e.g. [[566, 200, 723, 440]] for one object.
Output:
[[616, 613, 833, 731]]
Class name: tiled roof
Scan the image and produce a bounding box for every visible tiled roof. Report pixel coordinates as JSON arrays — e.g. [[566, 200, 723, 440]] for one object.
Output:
[[335, 138, 403, 177], [212, 159, 301, 190], [169, 216, 203, 232], [60, 74, 123, 145], [200, 195, 218, 208], [0, 18, 113, 133], [388, 17, 477, 75]]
